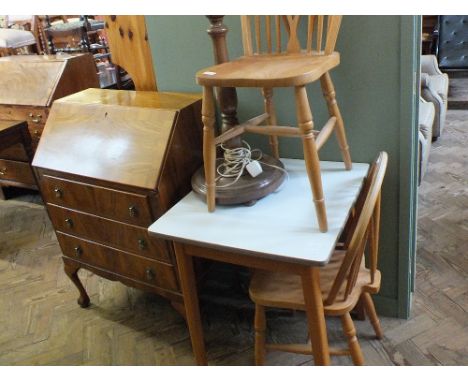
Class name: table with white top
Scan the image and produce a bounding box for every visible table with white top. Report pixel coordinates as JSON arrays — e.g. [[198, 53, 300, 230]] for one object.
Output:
[[148, 158, 369, 365]]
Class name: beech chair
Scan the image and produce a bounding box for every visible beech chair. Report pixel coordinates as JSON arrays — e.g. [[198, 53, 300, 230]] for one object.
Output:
[[249, 152, 388, 365], [196, 16, 352, 232]]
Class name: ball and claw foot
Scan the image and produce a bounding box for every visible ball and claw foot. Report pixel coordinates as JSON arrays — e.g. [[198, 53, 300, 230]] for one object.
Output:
[[63, 262, 91, 309]]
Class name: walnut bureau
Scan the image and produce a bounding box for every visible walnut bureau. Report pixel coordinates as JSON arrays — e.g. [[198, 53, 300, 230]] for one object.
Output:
[[0, 54, 99, 194], [32, 89, 203, 313], [0, 54, 99, 154], [0, 120, 36, 199]]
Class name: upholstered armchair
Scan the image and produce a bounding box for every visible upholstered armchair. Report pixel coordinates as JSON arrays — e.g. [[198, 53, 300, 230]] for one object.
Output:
[[0, 15, 41, 55], [437, 16, 468, 70], [420, 55, 449, 139], [419, 97, 435, 184]]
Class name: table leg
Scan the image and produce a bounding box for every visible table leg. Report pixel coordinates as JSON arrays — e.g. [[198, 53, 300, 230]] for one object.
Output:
[[174, 242, 208, 366], [301, 267, 331, 365]]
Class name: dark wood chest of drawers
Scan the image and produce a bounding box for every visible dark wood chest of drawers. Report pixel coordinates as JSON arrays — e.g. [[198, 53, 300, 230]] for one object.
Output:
[[0, 54, 98, 153], [0, 120, 36, 198], [32, 89, 203, 312]]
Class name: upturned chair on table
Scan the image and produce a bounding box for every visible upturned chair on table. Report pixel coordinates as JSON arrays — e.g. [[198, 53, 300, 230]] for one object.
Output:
[[249, 152, 388, 365], [196, 16, 352, 232]]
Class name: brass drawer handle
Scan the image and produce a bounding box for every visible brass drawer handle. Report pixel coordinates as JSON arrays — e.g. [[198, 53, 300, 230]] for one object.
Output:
[[145, 267, 155, 281], [74, 245, 83, 257], [128, 205, 138, 218], [28, 113, 42, 123], [34, 130, 40, 136], [65, 218, 74, 228], [138, 238, 147, 250], [54, 187, 63, 198], [0, 167, 6, 176]]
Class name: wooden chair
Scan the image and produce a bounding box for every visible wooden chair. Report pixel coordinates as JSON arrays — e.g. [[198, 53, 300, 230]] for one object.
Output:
[[249, 152, 388, 365], [42, 15, 106, 55], [196, 16, 352, 232]]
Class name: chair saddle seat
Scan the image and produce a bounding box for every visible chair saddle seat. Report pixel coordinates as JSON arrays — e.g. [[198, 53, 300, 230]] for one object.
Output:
[[196, 52, 340, 88], [249, 250, 381, 316]]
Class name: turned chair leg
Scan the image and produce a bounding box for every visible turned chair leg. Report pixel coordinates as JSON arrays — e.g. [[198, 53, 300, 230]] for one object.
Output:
[[320, 72, 352, 170], [254, 304, 267, 365], [63, 261, 90, 308], [262, 88, 280, 159], [202, 86, 217, 212], [341, 312, 364, 365], [361, 292, 383, 339], [295, 85, 328, 232]]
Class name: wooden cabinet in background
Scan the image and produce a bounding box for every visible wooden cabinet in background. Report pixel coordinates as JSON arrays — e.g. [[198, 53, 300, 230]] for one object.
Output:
[[422, 16, 438, 55], [0, 54, 99, 153], [32, 88, 203, 314]]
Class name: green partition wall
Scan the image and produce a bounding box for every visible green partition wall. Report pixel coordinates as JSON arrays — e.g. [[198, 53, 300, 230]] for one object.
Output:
[[145, 15, 420, 318]]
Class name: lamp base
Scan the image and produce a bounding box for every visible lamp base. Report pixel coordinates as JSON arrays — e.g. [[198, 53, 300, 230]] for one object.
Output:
[[191, 154, 286, 206]]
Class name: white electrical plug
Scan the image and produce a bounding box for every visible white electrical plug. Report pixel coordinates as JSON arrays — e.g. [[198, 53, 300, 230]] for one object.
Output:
[[246, 160, 263, 178]]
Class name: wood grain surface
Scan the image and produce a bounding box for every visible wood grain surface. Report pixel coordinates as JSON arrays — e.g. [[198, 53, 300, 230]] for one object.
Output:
[[40, 174, 154, 226], [0, 54, 98, 107], [46, 203, 172, 263], [33, 89, 202, 190], [104, 16, 157, 91], [56, 232, 179, 292], [196, 53, 340, 88]]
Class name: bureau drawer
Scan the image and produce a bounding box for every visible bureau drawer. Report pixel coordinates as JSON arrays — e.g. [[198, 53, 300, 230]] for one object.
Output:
[[56, 232, 179, 292], [0, 143, 30, 161], [0, 159, 35, 185], [47, 204, 172, 263], [0, 105, 48, 126], [41, 176, 154, 226]]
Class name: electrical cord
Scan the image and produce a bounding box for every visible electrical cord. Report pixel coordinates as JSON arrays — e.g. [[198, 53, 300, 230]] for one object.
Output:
[[215, 140, 289, 188]]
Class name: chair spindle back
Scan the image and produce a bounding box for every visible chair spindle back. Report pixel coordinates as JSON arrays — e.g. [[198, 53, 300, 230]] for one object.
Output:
[[325, 152, 388, 306], [240, 15, 342, 56]]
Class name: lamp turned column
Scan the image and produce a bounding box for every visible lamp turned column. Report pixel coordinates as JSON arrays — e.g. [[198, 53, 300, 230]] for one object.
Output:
[[206, 15, 241, 148]]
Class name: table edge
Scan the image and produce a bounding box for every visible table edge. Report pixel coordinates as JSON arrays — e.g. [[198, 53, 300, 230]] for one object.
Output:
[[149, 230, 330, 267]]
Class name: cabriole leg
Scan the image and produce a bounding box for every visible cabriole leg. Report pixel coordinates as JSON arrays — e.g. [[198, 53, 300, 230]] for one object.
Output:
[[63, 259, 90, 308]]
